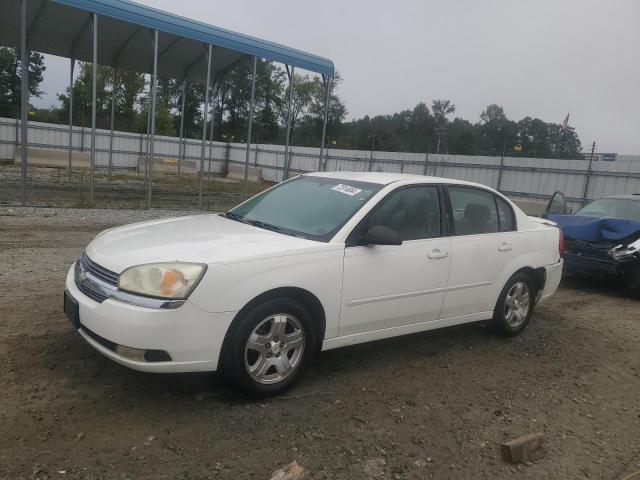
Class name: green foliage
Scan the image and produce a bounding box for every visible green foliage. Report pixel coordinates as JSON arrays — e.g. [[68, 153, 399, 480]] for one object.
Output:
[[337, 101, 582, 159], [0, 47, 45, 118], [0, 51, 583, 158], [54, 63, 146, 131]]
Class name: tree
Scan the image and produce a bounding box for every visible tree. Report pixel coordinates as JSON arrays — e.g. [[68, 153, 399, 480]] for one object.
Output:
[[295, 72, 347, 146], [275, 72, 315, 145], [431, 99, 456, 126], [448, 118, 477, 155], [480, 104, 507, 125], [254, 60, 285, 143], [0, 47, 45, 118]]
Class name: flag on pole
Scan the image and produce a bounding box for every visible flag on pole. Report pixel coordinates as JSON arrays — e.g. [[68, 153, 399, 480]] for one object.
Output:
[[559, 112, 570, 134]]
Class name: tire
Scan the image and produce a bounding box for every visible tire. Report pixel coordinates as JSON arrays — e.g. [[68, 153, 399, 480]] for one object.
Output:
[[490, 272, 537, 336], [220, 298, 318, 397]]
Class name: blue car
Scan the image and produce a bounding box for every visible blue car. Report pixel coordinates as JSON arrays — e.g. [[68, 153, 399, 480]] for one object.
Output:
[[544, 192, 640, 293]]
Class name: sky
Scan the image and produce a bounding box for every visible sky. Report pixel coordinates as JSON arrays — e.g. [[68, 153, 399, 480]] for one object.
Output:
[[35, 0, 640, 154]]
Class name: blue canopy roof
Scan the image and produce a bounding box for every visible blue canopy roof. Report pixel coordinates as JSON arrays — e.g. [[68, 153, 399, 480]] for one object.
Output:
[[0, 0, 335, 81]]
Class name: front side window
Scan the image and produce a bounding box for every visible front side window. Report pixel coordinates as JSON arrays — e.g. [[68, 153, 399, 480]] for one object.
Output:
[[349, 186, 442, 243], [228, 176, 383, 242], [448, 186, 499, 235]]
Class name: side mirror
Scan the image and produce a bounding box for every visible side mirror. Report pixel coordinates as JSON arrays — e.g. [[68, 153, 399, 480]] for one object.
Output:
[[360, 225, 403, 246]]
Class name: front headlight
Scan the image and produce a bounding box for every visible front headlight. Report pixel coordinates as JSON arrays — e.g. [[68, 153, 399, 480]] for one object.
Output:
[[118, 263, 207, 299]]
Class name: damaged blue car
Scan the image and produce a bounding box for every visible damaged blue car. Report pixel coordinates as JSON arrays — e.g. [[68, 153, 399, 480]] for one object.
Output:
[[545, 192, 640, 293]]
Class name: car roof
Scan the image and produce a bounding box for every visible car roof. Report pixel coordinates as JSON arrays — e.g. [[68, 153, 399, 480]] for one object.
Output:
[[305, 171, 490, 188], [601, 194, 640, 201]]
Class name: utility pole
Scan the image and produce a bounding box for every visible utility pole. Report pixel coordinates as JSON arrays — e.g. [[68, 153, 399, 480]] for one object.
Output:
[[581, 141, 596, 207], [368, 135, 376, 171], [496, 138, 507, 191]]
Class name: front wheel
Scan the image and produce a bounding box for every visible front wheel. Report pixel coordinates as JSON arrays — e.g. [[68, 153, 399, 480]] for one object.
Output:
[[490, 273, 536, 336], [221, 298, 317, 397]]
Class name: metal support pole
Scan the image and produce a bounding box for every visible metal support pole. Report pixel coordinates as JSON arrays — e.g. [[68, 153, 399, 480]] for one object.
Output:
[[146, 29, 158, 209], [89, 13, 98, 207], [282, 65, 295, 181], [19, 0, 28, 205], [318, 75, 332, 171], [198, 44, 212, 208], [496, 139, 506, 191], [368, 135, 376, 171], [144, 100, 151, 180], [108, 67, 116, 182], [423, 150, 429, 176], [68, 58, 75, 181], [208, 86, 215, 180], [177, 78, 186, 179], [243, 55, 257, 198]]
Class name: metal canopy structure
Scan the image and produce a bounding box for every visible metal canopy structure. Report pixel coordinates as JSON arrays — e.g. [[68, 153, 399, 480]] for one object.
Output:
[[2, 0, 335, 207], [0, 0, 334, 80]]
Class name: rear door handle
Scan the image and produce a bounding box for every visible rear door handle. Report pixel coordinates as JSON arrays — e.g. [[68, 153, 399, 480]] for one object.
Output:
[[428, 249, 449, 259], [498, 242, 514, 252]]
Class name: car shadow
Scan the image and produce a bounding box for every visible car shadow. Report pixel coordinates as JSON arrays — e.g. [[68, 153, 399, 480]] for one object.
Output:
[[43, 318, 512, 407], [560, 274, 639, 300]]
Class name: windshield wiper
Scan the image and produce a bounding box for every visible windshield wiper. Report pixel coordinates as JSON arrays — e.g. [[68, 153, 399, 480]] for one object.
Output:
[[245, 219, 283, 233], [223, 211, 249, 224], [223, 212, 283, 233]]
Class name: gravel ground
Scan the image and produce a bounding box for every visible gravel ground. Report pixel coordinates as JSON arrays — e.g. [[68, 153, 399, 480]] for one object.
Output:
[[1, 209, 640, 480], [0, 165, 269, 211], [0, 206, 202, 223]]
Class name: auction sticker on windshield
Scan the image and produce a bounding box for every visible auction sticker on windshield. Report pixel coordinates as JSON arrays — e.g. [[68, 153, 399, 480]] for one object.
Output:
[[331, 184, 363, 196]]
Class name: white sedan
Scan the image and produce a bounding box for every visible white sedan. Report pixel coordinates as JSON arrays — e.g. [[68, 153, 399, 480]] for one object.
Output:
[[64, 172, 563, 396]]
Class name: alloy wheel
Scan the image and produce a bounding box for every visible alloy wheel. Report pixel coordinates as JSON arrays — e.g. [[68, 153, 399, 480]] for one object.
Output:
[[244, 314, 305, 384], [504, 282, 531, 328]]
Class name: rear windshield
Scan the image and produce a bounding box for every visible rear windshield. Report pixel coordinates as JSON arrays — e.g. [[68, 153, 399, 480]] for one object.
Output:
[[228, 176, 383, 241]]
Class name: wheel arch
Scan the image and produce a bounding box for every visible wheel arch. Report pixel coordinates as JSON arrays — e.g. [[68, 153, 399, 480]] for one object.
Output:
[[218, 287, 327, 371], [511, 266, 546, 297]]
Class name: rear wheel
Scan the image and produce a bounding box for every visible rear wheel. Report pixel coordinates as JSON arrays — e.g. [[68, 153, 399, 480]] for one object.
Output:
[[491, 273, 536, 336], [221, 298, 317, 397]]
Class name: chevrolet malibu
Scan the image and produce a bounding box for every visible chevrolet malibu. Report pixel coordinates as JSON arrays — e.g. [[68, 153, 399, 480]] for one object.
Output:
[[64, 172, 563, 396]]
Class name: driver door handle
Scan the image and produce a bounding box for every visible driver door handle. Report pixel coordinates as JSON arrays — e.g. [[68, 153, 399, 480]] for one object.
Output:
[[498, 242, 514, 252], [428, 249, 449, 259]]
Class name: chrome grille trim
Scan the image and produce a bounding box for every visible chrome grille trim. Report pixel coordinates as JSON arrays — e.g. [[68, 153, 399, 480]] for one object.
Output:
[[78, 253, 119, 286]]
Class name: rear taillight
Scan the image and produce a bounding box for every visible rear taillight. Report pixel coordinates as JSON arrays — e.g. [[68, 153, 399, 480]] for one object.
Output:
[[558, 229, 565, 258]]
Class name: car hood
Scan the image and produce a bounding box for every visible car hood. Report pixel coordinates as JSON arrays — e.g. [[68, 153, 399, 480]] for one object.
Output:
[[85, 214, 330, 273], [547, 214, 640, 243]]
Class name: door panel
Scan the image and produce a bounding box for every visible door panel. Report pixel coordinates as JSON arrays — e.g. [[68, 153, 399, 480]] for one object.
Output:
[[339, 184, 450, 336], [440, 233, 518, 318], [545, 191, 569, 217], [439, 186, 518, 318], [340, 238, 451, 336]]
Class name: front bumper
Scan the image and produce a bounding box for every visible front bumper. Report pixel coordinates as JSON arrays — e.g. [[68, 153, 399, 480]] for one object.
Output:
[[65, 264, 236, 373]]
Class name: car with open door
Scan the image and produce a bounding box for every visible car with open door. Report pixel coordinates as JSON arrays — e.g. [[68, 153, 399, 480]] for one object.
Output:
[[544, 191, 640, 293], [64, 172, 563, 396]]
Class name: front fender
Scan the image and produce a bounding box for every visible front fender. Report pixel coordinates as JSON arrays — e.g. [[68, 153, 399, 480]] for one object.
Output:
[[188, 249, 344, 339]]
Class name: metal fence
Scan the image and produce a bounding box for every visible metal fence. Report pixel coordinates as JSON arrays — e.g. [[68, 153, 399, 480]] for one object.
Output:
[[2, 117, 640, 211]]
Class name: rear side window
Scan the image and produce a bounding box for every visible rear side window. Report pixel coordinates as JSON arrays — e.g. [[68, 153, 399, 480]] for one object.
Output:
[[349, 186, 441, 242], [496, 196, 516, 232], [448, 187, 499, 235]]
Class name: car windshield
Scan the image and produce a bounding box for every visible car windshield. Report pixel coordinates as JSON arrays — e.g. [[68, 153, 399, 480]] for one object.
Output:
[[576, 198, 640, 222], [227, 176, 383, 241]]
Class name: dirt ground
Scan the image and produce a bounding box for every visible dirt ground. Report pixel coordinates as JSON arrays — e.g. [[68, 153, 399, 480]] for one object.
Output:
[[0, 165, 270, 211], [1, 209, 639, 480]]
